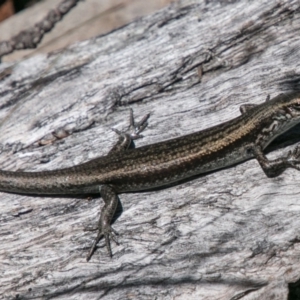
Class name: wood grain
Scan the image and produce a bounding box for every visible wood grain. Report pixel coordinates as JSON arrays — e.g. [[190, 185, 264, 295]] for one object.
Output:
[[1, 0, 300, 299]]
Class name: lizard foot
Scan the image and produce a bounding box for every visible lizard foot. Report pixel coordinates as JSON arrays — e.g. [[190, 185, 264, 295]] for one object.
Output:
[[86, 224, 119, 261], [112, 109, 150, 140], [287, 145, 300, 170]]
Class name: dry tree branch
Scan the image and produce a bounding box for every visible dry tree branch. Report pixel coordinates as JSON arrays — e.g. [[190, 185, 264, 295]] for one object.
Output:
[[0, 0, 81, 60]]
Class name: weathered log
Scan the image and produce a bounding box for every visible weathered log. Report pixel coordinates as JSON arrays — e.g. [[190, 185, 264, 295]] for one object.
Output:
[[1, 0, 300, 299]]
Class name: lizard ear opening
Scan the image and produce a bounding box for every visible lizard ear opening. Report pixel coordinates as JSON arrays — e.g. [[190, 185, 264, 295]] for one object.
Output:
[[291, 99, 300, 110], [239, 104, 257, 114], [292, 104, 300, 111]]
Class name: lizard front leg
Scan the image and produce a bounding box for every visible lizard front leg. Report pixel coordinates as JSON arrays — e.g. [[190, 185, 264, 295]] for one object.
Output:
[[86, 109, 150, 261], [252, 145, 300, 177]]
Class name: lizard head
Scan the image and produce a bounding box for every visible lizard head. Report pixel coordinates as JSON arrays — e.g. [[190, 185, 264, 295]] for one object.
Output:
[[279, 93, 300, 118]]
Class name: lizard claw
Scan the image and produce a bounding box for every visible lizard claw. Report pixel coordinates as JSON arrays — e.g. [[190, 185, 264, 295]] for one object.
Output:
[[287, 145, 300, 170], [111, 109, 150, 141], [128, 108, 150, 140], [86, 225, 119, 261]]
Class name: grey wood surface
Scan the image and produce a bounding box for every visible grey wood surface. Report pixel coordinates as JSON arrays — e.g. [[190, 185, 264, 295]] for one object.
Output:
[[0, 0, 173, 62], [1, 0, 300, 299]]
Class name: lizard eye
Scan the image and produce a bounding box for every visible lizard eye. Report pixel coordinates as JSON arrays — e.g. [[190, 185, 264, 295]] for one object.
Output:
[[294, 101, 300, 108], [291, 102, 300, 112]]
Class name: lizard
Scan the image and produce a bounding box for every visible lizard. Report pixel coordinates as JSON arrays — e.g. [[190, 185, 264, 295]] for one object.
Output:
[[1, 92, 300, 261]]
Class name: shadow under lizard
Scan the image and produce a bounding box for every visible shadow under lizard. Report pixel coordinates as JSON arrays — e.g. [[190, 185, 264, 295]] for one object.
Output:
[[2, 92, 300, 261]]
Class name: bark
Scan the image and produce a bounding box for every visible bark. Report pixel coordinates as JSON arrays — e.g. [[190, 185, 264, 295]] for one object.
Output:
[[0, 0, 81, 58], [0, 0, 300, 299]]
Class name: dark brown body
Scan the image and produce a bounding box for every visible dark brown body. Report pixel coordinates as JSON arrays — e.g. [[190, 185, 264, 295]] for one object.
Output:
[[0, 92, 300, 195], [3, 92, 300, 260]]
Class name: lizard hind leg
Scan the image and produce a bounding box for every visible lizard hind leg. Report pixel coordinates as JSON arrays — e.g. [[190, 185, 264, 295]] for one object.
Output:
[[86, 185, 119, 261], [110, 108, 150, 154], [86, 109, 150, 261]]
